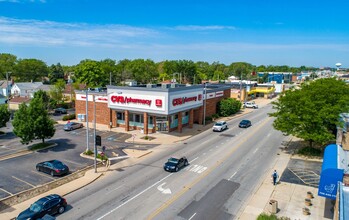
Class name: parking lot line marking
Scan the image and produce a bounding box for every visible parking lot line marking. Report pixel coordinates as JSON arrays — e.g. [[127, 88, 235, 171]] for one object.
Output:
[[31, 171, 55, 180], [253, 148, 259, 154], [0, 187, 13, 196], [12, 176, 35, 187], [64, 159, 82, 166]]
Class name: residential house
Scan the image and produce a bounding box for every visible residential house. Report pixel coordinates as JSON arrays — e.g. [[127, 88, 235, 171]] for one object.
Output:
[[8, 96, 31, 110], [11, 82, 43, 97], [0, 80, 11, 97], [63, 83, 86, 102]]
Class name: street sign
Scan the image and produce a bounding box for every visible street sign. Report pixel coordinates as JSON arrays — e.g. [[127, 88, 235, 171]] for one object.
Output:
[[95, 135, 102, 146]]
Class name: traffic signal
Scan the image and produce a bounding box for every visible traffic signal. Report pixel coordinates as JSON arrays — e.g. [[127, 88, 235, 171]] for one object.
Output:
[[95, 135, 102, 146]]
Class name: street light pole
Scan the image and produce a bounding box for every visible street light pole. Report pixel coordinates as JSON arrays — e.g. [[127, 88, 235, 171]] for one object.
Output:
[[203, 83, 207, 126], [93, 94, 97, 173], [85, 89, 89, 152]]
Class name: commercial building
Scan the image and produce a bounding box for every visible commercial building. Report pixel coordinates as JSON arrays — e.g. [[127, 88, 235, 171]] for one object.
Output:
[[75, 83, 231, 134]]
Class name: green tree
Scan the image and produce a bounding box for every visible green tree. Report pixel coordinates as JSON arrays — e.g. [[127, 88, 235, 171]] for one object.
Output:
[[49, 79, 66, 104], [115, 59, 131, 85], [0, 53, 17, 79], [15, 59, 49, 82], [74, 59, 107, 87], [270, 78, 349, 147], [0, 104, 11, 128], [29, 98, 55, 143], [34, 90, 51, 110], [13, 96, 55, 144], [228, 62, 254, 80], [13, 103, 34, 144], [48, 63, 65, 84], [126, 59, 157, 84], [217, 98, 242, 116]]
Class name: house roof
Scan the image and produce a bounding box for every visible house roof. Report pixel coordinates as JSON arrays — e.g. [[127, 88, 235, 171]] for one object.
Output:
[[9, 96, 31, 103], [37, 84, 53, 91], [0, 80, 11, 89], [14, 82, 43, 90]]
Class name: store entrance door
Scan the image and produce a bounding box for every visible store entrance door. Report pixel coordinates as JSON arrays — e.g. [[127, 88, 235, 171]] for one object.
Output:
[[156, 120, 168, 132]]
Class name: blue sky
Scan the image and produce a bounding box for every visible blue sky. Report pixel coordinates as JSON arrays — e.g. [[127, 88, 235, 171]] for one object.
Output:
[[0, 0, 348, 67]]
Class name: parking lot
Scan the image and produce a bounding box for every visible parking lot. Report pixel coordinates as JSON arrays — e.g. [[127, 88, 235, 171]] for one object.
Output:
[[280, 158, 322, 188], [0, 122, 135, 200]]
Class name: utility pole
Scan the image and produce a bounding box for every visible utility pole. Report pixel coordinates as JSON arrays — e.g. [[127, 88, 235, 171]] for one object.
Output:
[[240, 73, 242, 102], [93, 94, 97, 173], [6, 72, 10, 110], [85, 89, 89, 152], [203, 83, 207, 126]]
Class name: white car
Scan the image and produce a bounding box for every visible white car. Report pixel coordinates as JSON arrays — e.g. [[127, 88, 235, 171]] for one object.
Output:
[[243, 101, 258, 109], [212, 121, 228, 132]]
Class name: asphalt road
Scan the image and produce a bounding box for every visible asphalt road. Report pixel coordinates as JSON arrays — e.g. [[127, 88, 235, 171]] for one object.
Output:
[[57, 104, 288, 220]]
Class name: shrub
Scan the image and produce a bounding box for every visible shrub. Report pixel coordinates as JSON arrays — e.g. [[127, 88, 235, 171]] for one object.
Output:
[[62, 114, 76, 121], [84, 149, 93, 155], [297, 146, 322, 157], [217, 98, 242, 117]]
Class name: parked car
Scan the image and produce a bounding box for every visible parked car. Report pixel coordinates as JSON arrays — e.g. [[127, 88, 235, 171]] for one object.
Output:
[[212, 121, 228, 132], [36, 160, 69, 177], [54, 107, 67, 114], [16, 194, 67, 220], [63, 122, 83, 131], [239, 119, 252, 128], [243, 101, 258, 109], [164, 157, 189, 172]]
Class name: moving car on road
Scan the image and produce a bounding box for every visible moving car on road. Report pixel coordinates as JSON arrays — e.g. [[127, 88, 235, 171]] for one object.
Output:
[[239, 119, 252, 128], [17, 194, 67, 220], [164, 157, 189, 172], [63, 122, 83, 131], [243, 101, 258, 109], [212, 121, 228, 132], [36, 160, 69, 177]]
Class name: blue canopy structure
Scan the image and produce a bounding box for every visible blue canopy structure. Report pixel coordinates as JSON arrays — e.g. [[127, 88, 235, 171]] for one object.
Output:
[[318, 144, 345, 199]]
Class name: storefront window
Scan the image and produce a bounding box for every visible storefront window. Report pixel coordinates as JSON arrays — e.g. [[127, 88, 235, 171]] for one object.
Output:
[[117, 112, 124, 120], [148, 116, 153, 124]]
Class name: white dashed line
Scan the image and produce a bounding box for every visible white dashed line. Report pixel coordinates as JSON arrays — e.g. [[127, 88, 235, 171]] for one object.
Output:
[[228, 171, 237, 181], [188, 212, 197, 220]]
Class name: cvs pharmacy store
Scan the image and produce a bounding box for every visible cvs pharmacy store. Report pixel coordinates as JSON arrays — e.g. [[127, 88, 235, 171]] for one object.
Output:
[[75, 84, 231, 134]]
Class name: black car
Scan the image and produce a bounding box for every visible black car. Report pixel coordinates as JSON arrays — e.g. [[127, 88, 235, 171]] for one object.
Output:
[[54, 108, 67, 114], [239, 119, 252, 128], [164, 157, 189, 172], [36, 160, 69, 177], [17, 194, 67, 220]]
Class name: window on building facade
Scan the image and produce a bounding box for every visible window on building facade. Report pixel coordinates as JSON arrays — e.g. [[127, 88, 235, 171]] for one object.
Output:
[[117, 112, 124, 120]]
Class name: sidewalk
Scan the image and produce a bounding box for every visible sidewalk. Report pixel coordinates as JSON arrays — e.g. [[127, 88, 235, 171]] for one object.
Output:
[[0, 97, 275, 220], [238, 141, 332, 220]]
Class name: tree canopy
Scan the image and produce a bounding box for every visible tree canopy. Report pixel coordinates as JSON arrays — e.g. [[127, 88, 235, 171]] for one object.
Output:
[[270, 78, 349, 147], [0, 104, 10, 128], [13, 94, 55, 144]]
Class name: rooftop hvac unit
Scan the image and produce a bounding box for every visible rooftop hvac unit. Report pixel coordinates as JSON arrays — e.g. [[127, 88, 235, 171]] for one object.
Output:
[[171, 83, 176, 88], [161, 84, 170, 89]]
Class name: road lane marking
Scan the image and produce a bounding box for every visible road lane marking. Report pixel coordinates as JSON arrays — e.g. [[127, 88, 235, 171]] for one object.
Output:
[[157, 182, 172, 194], [12, 176, 35, 187], [97, 173, 173, 220], [147, 117, 272, 220], [188, 212, 197, 220], [228, 172, 237, 181], [253, 148, 259, 154], [0, 187, 13, 196], [189, 157, 199, 163], [106, 185, 124, 195]]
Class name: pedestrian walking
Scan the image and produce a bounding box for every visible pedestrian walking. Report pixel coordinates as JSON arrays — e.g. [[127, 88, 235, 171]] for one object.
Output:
[[271, 170, 279, 185]]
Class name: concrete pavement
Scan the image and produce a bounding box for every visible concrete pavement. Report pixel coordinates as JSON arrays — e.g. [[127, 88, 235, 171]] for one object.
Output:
[[1, 97, 331, 220]]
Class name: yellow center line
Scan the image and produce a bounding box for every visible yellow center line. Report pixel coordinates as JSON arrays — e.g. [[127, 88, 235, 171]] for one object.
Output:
[[147, 117, 272, 220]]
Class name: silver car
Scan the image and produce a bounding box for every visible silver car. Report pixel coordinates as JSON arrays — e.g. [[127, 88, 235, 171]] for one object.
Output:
[[64, 122, 83, 131], [212, 121, 228, 132]]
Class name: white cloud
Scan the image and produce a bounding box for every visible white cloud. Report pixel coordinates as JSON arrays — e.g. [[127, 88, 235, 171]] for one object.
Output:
[[173, 25, 236, 31], [0, 17, 159, 46]]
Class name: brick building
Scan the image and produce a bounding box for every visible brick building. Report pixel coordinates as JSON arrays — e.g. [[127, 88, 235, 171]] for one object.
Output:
[[75, 83, 231, 135]]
